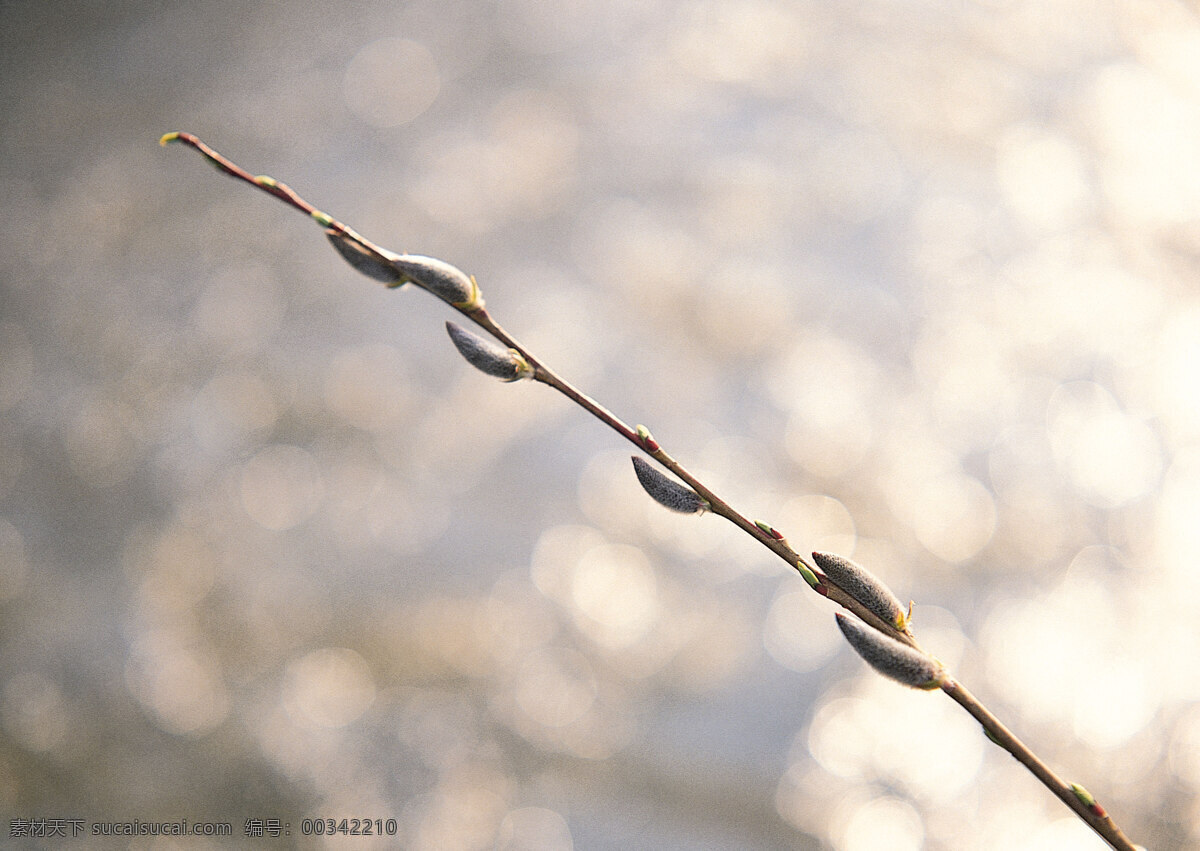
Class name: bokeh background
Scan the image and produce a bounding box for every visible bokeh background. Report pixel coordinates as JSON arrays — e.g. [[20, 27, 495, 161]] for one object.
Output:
[[1, 0, 1198, 848]]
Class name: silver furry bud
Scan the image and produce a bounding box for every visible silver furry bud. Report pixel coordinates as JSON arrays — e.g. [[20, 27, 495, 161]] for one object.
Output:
[[813, 551, 908, 630], [631, 457, 707, 514], [835, 613, 943, 689], [394, 255, 479, 306], [445, 322, 531, 381], [326, 230, 404, 284]]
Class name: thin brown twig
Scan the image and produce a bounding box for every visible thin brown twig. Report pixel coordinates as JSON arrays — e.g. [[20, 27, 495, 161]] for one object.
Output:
[[159, 132, 1140, 851]]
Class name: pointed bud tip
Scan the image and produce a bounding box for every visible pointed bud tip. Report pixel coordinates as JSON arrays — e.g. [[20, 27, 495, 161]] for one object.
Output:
[[159, 132, 181, 146], [631, 456, 706, 514]]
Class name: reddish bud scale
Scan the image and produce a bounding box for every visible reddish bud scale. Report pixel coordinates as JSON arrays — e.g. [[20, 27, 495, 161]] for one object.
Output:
[[635, 425, 659, 452], [754, 521, 785, 540]]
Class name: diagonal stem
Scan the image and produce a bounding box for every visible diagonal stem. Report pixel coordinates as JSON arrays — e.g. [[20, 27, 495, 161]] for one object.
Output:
[[942, 679, 1137, 850], [160, 133, 1140, 851]]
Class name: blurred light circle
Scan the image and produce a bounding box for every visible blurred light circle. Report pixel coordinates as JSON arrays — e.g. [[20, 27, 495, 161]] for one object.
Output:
[[343, 38, 440, 128], [910, 472, 996, 563], [0, 320, 33, 412], [763, 585, 839, 673], [65, 397, 138, 487], [1028, 817, 1107, 850], [835, 796, 923, 851], [192, 371, 278, 452], [495, 807, 573, 851], [283, 647, 376, 728], [570, 544, 659, 649], [125, 630, 230, 737], [240, 445, 323, 531], [514, 646, 596, 728], [324, 343, 411, 431], [0, 519, 28, 601], [776, 494, 857, 555], [809, 697, 872, 778], [2, 672, 67, 752], [1047, 381, 1162, 508], [1155, 306, 1200, 440], [1169, 703, 1200, 788], [1090, 62, 1200, 229], [996, 125, 1089, 230]]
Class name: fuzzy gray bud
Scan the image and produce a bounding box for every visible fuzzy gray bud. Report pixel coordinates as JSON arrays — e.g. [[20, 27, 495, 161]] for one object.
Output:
[[326, 230, 404, 284], [835, 613, 943, 689], [631, 457, 707, 514], [445, 322, 531, 381], [813, 551, 908, 630], [394, 255, 478, 306]]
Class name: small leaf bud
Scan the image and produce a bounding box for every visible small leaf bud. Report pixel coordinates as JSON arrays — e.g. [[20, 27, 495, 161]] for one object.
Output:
[[445, 322, 532, 381], [1070, 783, 1096, 807], [835, 613, 944, 689], [1070, 783, 1108, 817], [635, 425, 659, 452], [813, 551, 909, 630], [326, 230, 404, 284], [631, 457, 707, 514], [755, 520, 785, 540], [796, 561, 820, 589]]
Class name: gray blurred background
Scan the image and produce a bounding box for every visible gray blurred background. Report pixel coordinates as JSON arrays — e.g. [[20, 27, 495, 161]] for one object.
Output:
[[1, 0, 1197, 848]]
